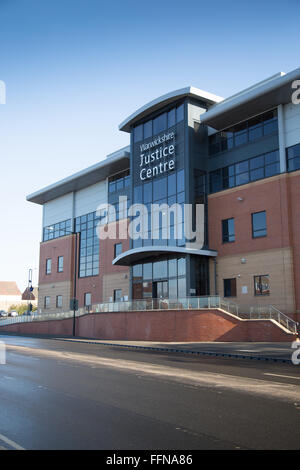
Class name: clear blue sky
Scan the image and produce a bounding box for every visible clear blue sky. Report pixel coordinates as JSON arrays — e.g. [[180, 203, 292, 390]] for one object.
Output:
[[0, 0, 299, 291]]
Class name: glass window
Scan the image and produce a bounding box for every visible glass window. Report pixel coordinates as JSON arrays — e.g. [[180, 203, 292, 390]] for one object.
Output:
[[46, 259, 52, 275], [168, 259, 177, 277], [177, 169, 184, 193], [114, 243, 122, 258], [168, 173, 176, 196], [250, 155, 264, 170], [144, 120, 152, 139], [143, 181, 152, 204], [265, 162, 280, 177], [44, 296, 50, 309], [250, 168, 264, 181], [177, 258, 186, 276], [177, 277, 186, 297], [153, 177, 167, 201], [252, 211, 267, 238], [153, 113, 167, 135], [153, 260, 168, 279], [176, 104, 184, 123], [84, 293, 92, 306], [56, 295, 63, 308], [235, 172, 249, 186], [254, 275, 270, 295], [235, 161, 249, 174], [134, 124, 143, 142], [222, 218, 235, 243], [132, 264, 142, 280], [167, 108, 176, 128], [143, 263, 152, 280], [134, 185, 142, 202], [210, 169, 222, 193], [224, 278, 236, 297], [168, 279, 177, 298], [57, 256, 64, 273]]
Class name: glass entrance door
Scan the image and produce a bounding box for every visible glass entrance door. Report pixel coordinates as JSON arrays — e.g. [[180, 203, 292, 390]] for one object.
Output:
[[153, 280, 168, 299]]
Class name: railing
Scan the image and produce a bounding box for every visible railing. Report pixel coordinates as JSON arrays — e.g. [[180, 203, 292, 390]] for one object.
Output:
[[0, 297, 298, 334]]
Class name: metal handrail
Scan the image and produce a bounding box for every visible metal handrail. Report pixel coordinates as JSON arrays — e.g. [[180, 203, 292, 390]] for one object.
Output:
[[0, 296, 298, 334]]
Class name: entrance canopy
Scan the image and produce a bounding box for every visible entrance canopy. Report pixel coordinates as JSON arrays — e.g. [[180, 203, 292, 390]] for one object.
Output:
[[113, 246, 218, 266]]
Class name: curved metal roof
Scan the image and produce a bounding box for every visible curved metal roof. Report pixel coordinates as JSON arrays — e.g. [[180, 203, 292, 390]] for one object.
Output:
[[112, 246, 218, 266], [119, 87, 223, 133]]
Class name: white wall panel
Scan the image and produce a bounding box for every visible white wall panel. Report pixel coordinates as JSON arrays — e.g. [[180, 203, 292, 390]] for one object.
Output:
[[74, 180, 107, 218], [43, 192, 73, 227]]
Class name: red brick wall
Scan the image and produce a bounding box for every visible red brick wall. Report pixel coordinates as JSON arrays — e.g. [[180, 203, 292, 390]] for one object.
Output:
[[208, 174, 292, 256], [0, 310, 296, 342], [288, 172, 300, 319], [39, 235, 75, 285]]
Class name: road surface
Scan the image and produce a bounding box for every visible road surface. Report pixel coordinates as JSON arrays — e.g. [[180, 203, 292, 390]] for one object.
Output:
[[0, 335, 299, 450]]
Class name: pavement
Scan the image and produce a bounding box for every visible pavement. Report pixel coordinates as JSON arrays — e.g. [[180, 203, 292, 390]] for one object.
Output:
[[3, 334, 296, 362]]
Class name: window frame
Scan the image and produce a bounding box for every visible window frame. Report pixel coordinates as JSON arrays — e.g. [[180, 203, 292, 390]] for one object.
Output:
[[222, 218, 235, 243], [56, 295, 63, 308], [254, 274, 270, 296], [252, 211, 267, 239], [46, 258, 52, 275], [57, 256, 64, 273]]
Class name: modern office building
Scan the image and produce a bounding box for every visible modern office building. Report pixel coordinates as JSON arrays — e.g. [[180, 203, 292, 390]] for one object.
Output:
[[27, 68, 300, 322]]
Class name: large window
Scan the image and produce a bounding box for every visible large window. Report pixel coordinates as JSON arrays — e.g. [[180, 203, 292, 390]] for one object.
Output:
[[209, 150, 280, 193], [132, 257, 186, 299], [223, 278, 237, 297], [254, 275, 270, 296], [209, 109, 278, 156], [43, 219, 72, 242], [252, 211, 267, 238], [287, 143, 300, 172], [108, 170, 130, 194], [75, 212, 100, 278], [222, 218, 235, 243], [132, 169, 185, 249], [133, 103, 184, 143]]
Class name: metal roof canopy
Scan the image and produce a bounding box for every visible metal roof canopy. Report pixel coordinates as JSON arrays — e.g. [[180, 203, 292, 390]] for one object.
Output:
[[200, 68, 300, 130], [27, 147, 130, 205], [119, 87, 224, 133], [113, 246, 218, 266]]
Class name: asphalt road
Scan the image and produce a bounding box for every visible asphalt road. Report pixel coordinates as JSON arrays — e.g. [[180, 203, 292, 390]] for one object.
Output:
[[0, 335, 299, 450]]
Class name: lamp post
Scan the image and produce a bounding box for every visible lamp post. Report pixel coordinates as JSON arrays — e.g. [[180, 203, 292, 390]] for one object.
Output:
[[27, 268, 33, 313]]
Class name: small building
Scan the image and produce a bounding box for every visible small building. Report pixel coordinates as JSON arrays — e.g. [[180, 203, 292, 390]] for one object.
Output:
[[0, 281, 22, 311]]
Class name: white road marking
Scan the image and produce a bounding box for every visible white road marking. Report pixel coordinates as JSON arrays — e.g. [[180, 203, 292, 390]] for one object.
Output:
[[5, 343, 300, 403], [264, 373, 300, 380], [0, 433, 25, 450]]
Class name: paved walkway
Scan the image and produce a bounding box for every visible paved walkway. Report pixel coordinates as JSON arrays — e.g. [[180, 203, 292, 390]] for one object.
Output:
[[54, 337, 299, 363]]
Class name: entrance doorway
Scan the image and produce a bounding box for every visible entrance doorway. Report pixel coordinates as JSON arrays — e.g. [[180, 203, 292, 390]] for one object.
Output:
[[153, 280, 168, 299]]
